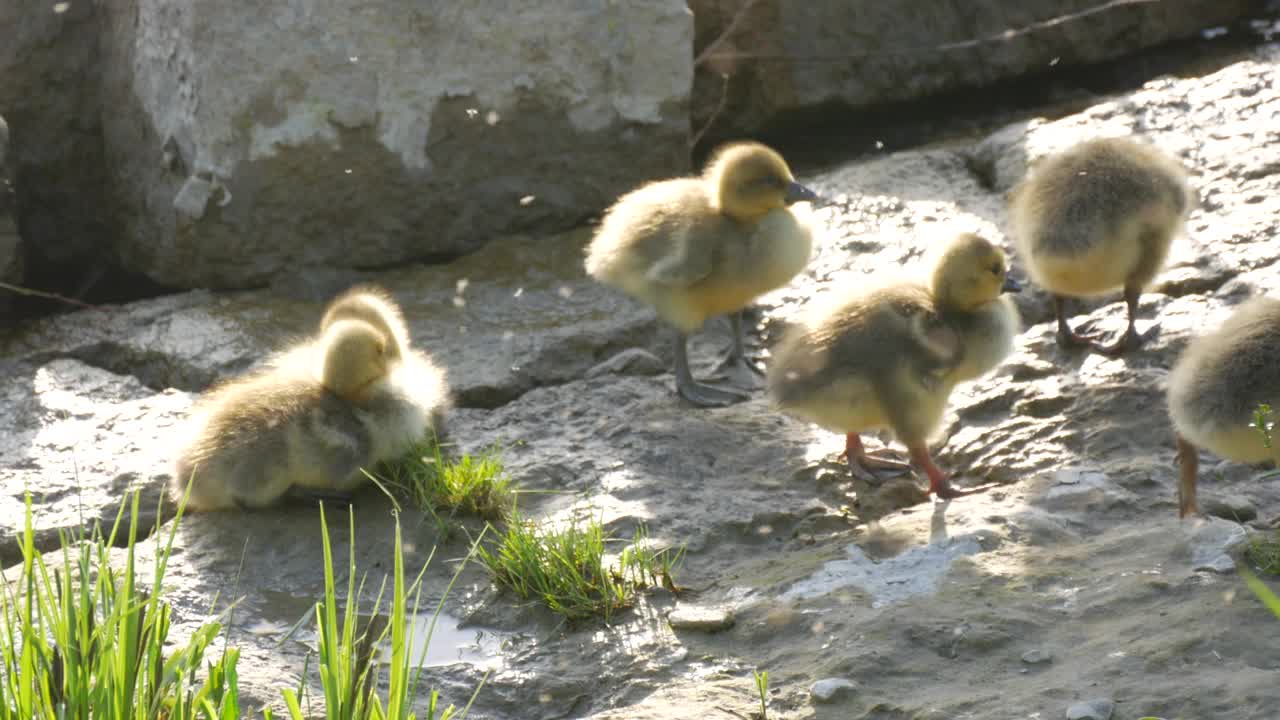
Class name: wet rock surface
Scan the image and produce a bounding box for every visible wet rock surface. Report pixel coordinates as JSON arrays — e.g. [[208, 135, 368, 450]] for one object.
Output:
[[5, 33, 1280, 720], [690, 0, 1256, 141], [1066, 698, 1115, 720]]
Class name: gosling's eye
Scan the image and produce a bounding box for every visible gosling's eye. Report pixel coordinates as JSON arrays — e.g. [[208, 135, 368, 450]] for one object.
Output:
[[989, 263, 1003, 275]]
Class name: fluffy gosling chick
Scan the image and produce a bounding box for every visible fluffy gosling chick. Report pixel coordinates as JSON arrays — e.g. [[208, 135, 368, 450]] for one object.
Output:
[[1009, 137, 1192, 356], [584, 141, 819, 407], [768, 233, 1021, 499], [269, 285, 450, 425], [1167, 296, 1280, 518], [320, 285, 451, 432], [173, 318, 444, 511], [320, 284, 412, 361]]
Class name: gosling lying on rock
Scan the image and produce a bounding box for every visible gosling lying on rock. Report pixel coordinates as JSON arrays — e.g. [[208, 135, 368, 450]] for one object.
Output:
[[173, 293, 449, 511], [320, 284, 413, 361], [584, 141, 819, 407], [1009, 136, 1192, 356], [768, 233, 1021, 499], [1167, 295, 1280, 518]]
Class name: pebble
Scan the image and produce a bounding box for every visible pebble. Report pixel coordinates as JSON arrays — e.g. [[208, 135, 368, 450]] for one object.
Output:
[[1065, 698, 1114, 720], [1186, 517, 1247, 574], [667, 605, 735, 633], [1201, 494, 1258, 522], [1021, 649, 1053, 665], [809, 677, 857, 703]]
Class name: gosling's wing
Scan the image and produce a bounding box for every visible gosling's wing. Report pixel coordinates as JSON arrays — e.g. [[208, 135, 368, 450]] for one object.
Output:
[[645, 225, 715, 287]]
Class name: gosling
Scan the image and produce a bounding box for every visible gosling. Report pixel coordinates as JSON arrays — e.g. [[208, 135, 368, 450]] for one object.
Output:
[[768, 233, 1021, 499], [584, 141, 819, 407], [320, 284, 412, 361], [1166, 296, 1280, 518], [173, 318, 447, 512], [313, 285, 451, 433], [1009, 137, 1192, 356]]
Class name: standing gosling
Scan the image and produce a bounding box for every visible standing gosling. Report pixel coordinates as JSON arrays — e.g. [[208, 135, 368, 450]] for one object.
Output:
[[584, 141, 818, 407], [1167, 296, 1280, 518], [173, 318, 447, 512], [768, 233, 1021, 499], [1009, 137, 1192, 356]]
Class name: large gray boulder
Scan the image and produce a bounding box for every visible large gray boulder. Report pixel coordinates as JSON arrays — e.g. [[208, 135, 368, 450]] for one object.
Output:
[[96, 0, 693, 289], [690, 0, 1257, 139], [0, 1, 112, 290], [0, 113, 22, 314]]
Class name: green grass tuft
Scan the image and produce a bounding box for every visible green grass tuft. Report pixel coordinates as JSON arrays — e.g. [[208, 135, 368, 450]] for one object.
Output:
[[2, 478, 486, 720], [1253, 403, 1275, 449], [752, 668, 770, 720], [0, 490, 242, 720], [1240, 566, 1280, 619], [475, 510, 683, 623], [376, 441, 514, 527], [276, 504, 488, 720], [1244, 529, 1280, 576]]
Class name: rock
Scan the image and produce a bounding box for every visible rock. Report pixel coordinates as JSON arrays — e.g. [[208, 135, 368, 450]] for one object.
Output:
[[782, 536, 982, 607], [809, 677, 857, 703], [0, 0, 112, 291], [1021, 649, 1053, 665], [1032, 469, 1139, 514], [0, 112, 21, 317], [0, 358, 189, 566], [0, 229, 663, 408], [95, 1, 693, 289], [1181, 517, 1248, 574], [689, 0, 1254, 140], [1065, 698, 1115, 720], [585, 348, 667, 379], [1201, 494, 1259, 523], [667, 604, 736, 633], [5, 31, 1280, 720]]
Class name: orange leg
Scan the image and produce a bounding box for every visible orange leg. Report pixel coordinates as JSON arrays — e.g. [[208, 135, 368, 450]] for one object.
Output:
[[907, 445, 986, 499], [1175, 434, 1200, 518]]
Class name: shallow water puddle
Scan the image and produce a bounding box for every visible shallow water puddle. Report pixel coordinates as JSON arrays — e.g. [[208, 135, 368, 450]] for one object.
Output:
[[782, 536, 982, 607], [374, 612, 508, 669]]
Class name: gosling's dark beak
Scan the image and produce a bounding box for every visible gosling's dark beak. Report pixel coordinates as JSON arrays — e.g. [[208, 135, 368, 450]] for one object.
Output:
[[785, 181, 819, 205], [1001, 275, 1023, 293]]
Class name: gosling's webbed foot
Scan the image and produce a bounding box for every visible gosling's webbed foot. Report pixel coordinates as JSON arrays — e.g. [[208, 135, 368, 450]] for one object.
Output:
[[857, 451, 912, 473], [840, 433, 911, 482], [672, 327, 751, 407], [909, 445, 999, 500], [1090, 323, 1159, 357], [847, 453, 913, 485], [931, 480, 1001, 500], [675, 375, 751, 407], [707, 352, 766, 386], [1055, 324, 1102, 350]]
